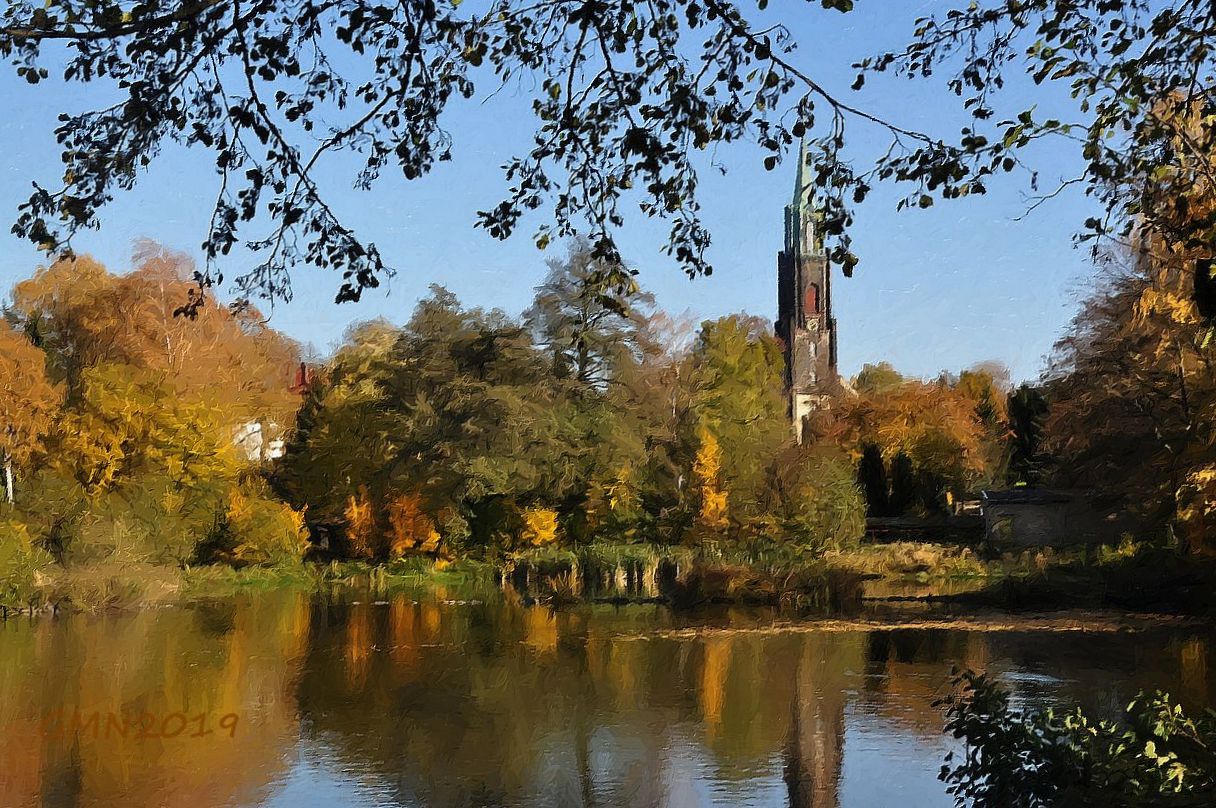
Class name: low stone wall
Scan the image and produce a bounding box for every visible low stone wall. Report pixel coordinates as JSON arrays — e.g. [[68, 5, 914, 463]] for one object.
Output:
[[982, 490, 1133, 546]]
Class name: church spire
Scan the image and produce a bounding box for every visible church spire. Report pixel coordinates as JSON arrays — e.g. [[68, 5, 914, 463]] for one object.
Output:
[[783, 138, 821, 256], [775, 136, 837, 443], [793, 136, 812, 210]]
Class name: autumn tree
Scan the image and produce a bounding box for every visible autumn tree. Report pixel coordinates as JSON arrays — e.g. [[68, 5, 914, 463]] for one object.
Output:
[[36, 363, 251, 563], [386, 492, 441, 558], [525, 240, 655, 390], [1043, 247, 1216, 544], [686, 315, 789, 522], [955, 363, 1012, 479], [955, 364, 1011, 432], [830, 369, 998, 513], [12, 247, 301, 431], [277, 286, 581, 554], [2, 252, 308, 567], [0, 321, 61, 503], [10, 255, 136, 390]]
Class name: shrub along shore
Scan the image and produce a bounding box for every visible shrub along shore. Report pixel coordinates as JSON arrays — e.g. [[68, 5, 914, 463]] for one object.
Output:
[[6, 537, 1214, 619]]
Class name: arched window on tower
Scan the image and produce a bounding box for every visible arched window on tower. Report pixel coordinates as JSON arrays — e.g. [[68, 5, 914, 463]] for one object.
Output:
[[804, 283, 820, 316]]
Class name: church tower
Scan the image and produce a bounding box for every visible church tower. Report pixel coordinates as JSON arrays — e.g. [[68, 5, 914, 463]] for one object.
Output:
[[776, 139, 838, 443]]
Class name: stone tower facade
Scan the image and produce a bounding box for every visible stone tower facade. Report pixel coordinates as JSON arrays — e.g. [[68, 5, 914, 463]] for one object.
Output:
[[775, 140, 838, 443]]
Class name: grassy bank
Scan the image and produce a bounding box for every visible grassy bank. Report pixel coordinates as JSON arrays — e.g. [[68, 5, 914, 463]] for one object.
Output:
[[504, 538, 1216, 614], [0, 557, 497, 615], [5, 538, 1214, 617], [940, 540, 1216, 613], [838, 537, 1216, 614]]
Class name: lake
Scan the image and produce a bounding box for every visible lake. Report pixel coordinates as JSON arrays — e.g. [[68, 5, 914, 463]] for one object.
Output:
[[0, 587, 1212, 808]]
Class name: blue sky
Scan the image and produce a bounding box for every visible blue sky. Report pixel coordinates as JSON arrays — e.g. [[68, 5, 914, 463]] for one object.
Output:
[[0, 3, 1098, 382]]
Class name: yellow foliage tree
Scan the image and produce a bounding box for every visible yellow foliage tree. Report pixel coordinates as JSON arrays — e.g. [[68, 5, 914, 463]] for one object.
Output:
[[225, 487, 310, 565], [520, 507, 559, 547], [1177, 467, 1216, 555], [344, 487, 378, 559], [693, 425, 729, 531], [50, 364, 240, 498]]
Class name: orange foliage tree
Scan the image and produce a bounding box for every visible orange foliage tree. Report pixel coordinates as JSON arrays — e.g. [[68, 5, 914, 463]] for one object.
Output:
[[11, 246, 300, 431], [0, 321, 62, 503], [829, 376, 996, 512], [343, 487, 379, 559], [386, 492, 441, 558]]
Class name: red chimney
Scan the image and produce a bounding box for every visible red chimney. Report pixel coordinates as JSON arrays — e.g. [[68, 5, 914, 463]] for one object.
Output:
[[291, 361, 312, 394]]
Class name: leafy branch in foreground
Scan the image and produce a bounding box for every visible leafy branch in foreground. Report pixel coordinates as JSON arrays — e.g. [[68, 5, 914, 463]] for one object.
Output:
[[0, 0, 896, 303], [862, 1, 1216, 261], [938, 669, 1216, 807], [2, 2, 1215, 306]]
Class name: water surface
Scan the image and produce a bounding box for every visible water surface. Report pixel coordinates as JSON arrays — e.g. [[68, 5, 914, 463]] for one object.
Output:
[[0, 589, 1212, 808]]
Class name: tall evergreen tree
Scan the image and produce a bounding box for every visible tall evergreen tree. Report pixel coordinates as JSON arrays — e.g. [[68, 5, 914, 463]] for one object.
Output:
[[857, 443, 888, 517]]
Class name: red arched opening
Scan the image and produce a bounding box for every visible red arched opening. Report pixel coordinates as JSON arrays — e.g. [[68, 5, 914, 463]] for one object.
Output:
[[804, 283, 820, 315]]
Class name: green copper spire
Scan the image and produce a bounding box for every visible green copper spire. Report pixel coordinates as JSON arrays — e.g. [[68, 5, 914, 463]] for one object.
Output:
[[783, 138, 822, 255], [793, 136, 812, 210]]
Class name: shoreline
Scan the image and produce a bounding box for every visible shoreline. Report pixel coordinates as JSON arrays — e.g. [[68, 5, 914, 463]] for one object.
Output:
[[5, 540, 1216, 632]]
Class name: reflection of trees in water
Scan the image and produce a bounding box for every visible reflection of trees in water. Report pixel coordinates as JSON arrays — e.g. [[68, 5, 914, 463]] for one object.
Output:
[[298, 599, 684, 806], [297, 606, 1216, 808], [296, 603, 863, 807], [0, 592, 309, 808], [2, 595, 1212, 808], [858, 628, 1216, 736]]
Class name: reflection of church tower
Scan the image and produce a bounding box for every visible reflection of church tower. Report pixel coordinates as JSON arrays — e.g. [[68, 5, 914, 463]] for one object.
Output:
[[784, 635, 847, 808], [776, 139, 838, 443]]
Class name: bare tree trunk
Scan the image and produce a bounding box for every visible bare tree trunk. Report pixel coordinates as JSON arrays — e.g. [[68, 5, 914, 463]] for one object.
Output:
[[3, 456, 13, 505]]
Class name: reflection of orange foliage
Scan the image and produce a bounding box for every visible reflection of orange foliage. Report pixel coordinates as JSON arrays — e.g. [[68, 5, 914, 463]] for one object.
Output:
[[523, 607, 558, 654], [607, 638, 641, 709], [0, 592, 305, 808], [699, 638, 731, 740], [421, 603, 442, 640], [387, 491, 441, 557], [344, 486, 378, 559], [389, 594, 420, 669], [1179, 637, 1209, 704], [344, 603, 373, 690]]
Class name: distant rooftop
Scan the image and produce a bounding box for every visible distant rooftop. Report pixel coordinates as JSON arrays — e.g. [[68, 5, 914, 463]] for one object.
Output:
[[981, 488, 1075, 505]]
